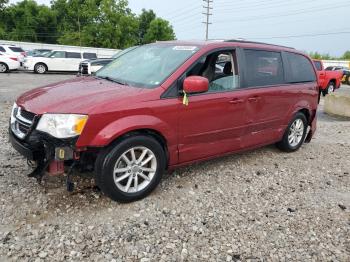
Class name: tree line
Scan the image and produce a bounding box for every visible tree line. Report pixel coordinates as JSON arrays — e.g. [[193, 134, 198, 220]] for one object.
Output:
[[309, 51, 350, 61], [0, 0, 176, 49]]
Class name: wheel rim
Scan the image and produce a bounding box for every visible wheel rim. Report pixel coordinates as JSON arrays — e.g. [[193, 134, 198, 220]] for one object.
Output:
[[36, 65, 45, 73], [288, 119, 304, 147], [0, 64, 6, 73], [113, 146, 157, 193], [329, 84, 334, 93]]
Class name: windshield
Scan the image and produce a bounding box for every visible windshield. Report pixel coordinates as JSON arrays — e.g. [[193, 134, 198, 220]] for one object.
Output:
[[96, 44, 199, 88]]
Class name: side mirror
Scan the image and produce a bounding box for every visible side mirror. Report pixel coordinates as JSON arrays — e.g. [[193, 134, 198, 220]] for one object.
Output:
[[183, 76, 209, 94]]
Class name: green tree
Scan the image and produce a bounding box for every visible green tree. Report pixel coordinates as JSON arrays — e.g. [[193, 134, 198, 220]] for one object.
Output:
[[144, 18, 175, 44], [138, 9, 156, 44], [342, 51, 350, 60]]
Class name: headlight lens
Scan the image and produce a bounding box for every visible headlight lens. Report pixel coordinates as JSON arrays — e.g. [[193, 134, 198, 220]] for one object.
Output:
[[36, 114, 88, 138]]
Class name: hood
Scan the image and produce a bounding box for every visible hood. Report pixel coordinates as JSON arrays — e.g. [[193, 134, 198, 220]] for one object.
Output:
[[16, 77, 154, 115]]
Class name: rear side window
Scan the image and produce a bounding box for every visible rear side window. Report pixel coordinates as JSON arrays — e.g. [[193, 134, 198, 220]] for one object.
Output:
[[325, 67, 333, 71], [243, 49, 284, 87], [9, 47, 24, 52], [66, 52, 81, 58], [0, 46, 5, 52], [285, 52, 316, 83], [313, 61, 322, 71], [83, 53, 97, 59]]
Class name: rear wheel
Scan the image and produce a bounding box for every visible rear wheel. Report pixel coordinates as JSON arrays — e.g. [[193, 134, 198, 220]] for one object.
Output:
[[277, 112, 308, 152], [0, 62, 8, 73], [346, 76, 350, 85], [95, 135, 166, 202], [34, 63, 47, 74], [322, 81, 335, 96]]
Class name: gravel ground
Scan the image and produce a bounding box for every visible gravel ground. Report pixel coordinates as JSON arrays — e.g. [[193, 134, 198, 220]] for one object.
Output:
[[0, 73, 349, 261]]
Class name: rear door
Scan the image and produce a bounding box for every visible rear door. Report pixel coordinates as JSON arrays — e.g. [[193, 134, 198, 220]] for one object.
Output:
[[241, 49, 294, 147], [66, 52, 82, 71]]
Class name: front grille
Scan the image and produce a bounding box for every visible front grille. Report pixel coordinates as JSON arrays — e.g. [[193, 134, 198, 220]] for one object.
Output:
[[11, 106, 36, 139]]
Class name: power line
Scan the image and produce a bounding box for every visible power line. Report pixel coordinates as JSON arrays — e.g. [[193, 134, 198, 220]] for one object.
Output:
[[202, 0, 213, 40]]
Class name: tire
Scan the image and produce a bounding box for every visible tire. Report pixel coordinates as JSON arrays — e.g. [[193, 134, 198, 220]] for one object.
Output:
[[346, 76, 350, 86], [95, 135, 166, 202], [34, 63, 47, 74], [276, 112, 308, 152], [0, 62, 8, 73], [322, 81, 335, 96]]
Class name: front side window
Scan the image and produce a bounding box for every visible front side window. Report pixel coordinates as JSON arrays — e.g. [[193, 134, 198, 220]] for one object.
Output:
[[49, 51, 66, 58], [83, 53, 97, 59], [285, 52, 316, 83], [244, 49, 284, 87], [185, 50, 240, 93], [96, 44, 199, 88], [66, 52, 81, 59]]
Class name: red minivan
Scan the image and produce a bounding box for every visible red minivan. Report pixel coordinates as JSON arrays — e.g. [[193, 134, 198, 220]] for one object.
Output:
[[9, 40, 318, 202]]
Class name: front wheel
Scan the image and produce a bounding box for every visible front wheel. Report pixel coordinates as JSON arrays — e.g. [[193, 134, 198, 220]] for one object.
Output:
[[277, 112, 308, 152], [95, 135, 166, 202]]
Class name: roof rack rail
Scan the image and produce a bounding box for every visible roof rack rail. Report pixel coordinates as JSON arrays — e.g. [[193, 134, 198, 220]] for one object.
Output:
[[224, 39, 295, 49]]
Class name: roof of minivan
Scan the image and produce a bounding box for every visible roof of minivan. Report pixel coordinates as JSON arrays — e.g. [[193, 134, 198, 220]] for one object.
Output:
[[156, 39, 298, 53]]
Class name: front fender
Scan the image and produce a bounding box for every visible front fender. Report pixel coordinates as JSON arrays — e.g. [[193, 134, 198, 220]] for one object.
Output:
[[76, 115, 176, 148]]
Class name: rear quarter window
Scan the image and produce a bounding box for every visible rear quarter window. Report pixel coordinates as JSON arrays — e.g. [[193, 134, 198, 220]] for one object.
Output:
[[285, 52, 316, 83], [243, 49, 285, 87], [0, 46, 6, 52], [9, 47, 24, 52]]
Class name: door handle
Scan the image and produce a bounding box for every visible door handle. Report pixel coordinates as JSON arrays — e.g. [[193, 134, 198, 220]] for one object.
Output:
[[248, 97, 259, 102], [229, 98, 244, 104]]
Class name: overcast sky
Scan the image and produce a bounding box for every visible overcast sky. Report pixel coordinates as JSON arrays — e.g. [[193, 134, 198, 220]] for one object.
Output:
[[9, 0, 350, 56]]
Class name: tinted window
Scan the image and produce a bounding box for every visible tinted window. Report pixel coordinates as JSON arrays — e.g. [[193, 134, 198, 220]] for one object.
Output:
[[0, 46, 5, 52], [244, 49, 284, 87], [325, 67, 333, 71], [285, 52, 316, 83], [313, 61, 322, 71], [9, 47, 24, 52], [83, 53, 97, 59], [66, 52, 81, 58], [49, 51, 66, 58]]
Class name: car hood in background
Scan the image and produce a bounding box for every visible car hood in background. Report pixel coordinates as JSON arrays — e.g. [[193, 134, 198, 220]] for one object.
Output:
[[16, 77, 155, 115]]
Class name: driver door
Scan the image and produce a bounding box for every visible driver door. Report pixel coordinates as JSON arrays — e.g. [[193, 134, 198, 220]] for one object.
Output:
[[178, 49, 248, 163]]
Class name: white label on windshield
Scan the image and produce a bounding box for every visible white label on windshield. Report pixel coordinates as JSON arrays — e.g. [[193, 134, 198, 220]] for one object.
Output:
[[173, 46, 197, 51]]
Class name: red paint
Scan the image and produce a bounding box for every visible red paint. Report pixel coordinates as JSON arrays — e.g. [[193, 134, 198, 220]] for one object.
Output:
[[183, 76, 209, 94], [16, 41, 319, 168], [313, 59, 342, 91]]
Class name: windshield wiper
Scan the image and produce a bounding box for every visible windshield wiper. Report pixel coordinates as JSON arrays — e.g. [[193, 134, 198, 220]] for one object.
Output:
[[96, 76, 128, 86]]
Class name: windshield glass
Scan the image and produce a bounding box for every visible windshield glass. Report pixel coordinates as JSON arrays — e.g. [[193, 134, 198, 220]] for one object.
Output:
[[96, 44, 199, 88]]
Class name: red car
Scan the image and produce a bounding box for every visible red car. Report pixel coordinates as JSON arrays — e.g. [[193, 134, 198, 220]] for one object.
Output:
[[313, 59, 343, 96], [9, 40, 318, 202]]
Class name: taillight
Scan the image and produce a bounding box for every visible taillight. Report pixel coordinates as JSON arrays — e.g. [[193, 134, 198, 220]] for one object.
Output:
[[10, 57, 18, 61]]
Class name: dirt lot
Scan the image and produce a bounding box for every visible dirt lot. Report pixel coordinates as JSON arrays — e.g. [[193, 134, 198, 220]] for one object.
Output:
[[0, 73, 349, 261]]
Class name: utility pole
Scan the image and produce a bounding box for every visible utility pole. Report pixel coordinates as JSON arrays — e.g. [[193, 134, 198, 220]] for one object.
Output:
[[202, 0, 213, 40]]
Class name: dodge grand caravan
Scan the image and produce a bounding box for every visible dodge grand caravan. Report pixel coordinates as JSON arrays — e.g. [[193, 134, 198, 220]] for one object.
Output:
[[9, 40, 318, 202]]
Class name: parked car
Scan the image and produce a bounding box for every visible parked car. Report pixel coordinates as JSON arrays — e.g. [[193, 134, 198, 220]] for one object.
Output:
[[23, 50, 97, 73], [79, 46, 137, 75], [0, 52, 21, 73], [325, 65, 350, 85], [26, 49, 52, 57], [0, 44, 26, 64], [9, 40, 318, 202], [313, 60, 343, 96]]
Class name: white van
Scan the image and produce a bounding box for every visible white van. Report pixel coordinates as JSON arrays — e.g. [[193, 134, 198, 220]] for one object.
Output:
[[23, 50, 97, 74]]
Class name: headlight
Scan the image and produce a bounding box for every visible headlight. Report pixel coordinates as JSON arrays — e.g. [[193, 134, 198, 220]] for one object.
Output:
[[36, 114, 88, 138], [10, 102, 18, 124]]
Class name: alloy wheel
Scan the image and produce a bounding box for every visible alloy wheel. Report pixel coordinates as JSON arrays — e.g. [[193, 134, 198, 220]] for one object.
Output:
[[288, 119, 304, 147], [113, 146, 157, 193], [0, 63, 7, 73], [36, 64, 46, 73]]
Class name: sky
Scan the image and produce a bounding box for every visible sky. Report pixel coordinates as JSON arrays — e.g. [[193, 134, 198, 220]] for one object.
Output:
[[9, 0, 350, 56]]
